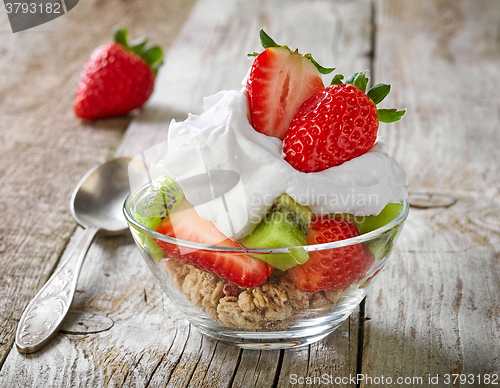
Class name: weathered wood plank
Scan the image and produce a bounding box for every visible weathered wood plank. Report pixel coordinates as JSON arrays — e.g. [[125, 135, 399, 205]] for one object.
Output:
[[231, 349, 281, 388], [276, 311, 360, 388], [0, 0, 197, 374], [362, 0, 500, 385]]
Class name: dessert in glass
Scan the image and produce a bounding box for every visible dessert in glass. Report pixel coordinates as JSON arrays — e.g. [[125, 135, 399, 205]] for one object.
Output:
[[123, 30, 409, 349]]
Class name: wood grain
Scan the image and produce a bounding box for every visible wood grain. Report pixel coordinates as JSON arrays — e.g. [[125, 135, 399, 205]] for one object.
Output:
[[362, 0, 500, 386], [0, 0, 197, 371]]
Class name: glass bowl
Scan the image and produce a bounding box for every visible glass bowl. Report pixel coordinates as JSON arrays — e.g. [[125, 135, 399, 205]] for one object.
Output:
[[123, 186, 408, 350]]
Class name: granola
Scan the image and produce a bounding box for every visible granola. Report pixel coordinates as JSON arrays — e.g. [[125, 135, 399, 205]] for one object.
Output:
[[165, 260, 347, 331]]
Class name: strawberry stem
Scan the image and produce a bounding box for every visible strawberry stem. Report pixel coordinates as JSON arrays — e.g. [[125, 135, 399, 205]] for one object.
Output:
[[367, 83, 391, 104], [260, 29, 280, 49], [131, 36, 148, 54], [345, 71, 369, 93], [331, 71, 406, 122], [330, 74, 344, 85], [247, 29, 335, 74], [113, 26, 130, 51], [377, 108, 406, 123], [112, 26, 164, 76], [304, 54, 335, 74]]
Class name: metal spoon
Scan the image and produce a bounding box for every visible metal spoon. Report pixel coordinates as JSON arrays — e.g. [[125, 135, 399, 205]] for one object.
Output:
[[15, 157, 132, 354]]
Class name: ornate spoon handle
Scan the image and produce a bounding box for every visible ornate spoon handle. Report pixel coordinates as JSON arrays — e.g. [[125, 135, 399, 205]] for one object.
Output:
[[15, 227, 98, 354]]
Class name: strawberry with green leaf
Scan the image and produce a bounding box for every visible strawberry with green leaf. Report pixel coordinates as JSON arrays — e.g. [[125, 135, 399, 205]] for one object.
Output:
[[283, 71, 405, 172], [74, 27, 163, 120], [246, 29, 334, 140]]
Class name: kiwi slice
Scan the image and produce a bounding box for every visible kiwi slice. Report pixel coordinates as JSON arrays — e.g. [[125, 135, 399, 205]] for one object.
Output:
[[354, 202, 403, 235], [134, 176, 184, 261], [240, 194, 311, 271], [353, 202, 404, 260], [365, 228, 403, 260]]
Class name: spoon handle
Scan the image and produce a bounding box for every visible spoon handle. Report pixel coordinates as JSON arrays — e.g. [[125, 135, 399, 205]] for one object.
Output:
[[15, 227, 99, 354]]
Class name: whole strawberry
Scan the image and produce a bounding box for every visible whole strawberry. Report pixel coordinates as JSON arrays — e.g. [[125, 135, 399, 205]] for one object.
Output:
[[74, 27, 163, 120], [283, 71, 405, 172], [246, 29, 334, 140], [286, 217, 374, 293]]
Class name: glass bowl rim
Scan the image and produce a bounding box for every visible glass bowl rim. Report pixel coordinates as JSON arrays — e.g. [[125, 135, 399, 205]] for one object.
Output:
[[123, 184, 409, 254]]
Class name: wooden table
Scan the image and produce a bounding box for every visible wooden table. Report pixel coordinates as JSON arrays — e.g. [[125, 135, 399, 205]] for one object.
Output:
[[1, 0, 499, 386]]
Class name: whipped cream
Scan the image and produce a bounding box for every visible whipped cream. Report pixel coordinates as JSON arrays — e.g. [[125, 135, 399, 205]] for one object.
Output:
[[154, 88, 408, 241]]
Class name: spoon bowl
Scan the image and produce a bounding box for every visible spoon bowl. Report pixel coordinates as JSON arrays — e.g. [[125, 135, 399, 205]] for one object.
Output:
[[16, 157, 132, 354], [71, 157, 131, 233]]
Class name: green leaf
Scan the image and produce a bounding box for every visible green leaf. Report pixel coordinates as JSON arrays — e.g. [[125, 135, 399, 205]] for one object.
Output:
[[251, 29, 335, 76], [345, 71, 362, 86], [303, 54, 335, 74], [142, 46, 163, 66], [131, 36, 148, 55], [345, 71, 369, 93], [111, 27, 163, 76], [260, 28, 280, 49], [367, 83, 391, 104], [377, 108, 406, 123], [113, 26, 129, 50], [330, 74, 344, 85], [150, 61, 163, 77]]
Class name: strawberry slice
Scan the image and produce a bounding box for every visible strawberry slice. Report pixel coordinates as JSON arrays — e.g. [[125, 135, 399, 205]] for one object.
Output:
[[286, 217, 374, 293], [155, 206, 273, 288], [246, 30, 333, 140]]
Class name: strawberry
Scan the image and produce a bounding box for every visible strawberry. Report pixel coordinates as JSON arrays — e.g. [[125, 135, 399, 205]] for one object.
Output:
[[246, 29, 334, 140], [74, 27, 163, 120], [286, 217, 374, 293], [155, 205, 273, 288], [283, 71, 406, 172]]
